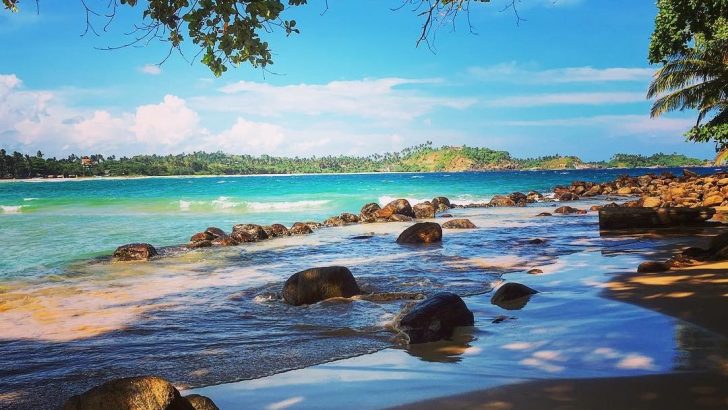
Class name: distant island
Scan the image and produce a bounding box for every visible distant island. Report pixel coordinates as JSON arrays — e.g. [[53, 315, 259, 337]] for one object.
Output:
[[0, 142, 712, 179]]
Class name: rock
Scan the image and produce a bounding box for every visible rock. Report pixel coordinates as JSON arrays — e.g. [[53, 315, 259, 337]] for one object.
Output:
[[190, 232, 212, 242], [488, 195, 515, 207], [598, 207, 716, 229], [289, 222, 314, 235], [527, 268, 543, 274], [557, 192, 579, 201], [340, 213, 360, 224], [617, 187, 633, 195], [185, 395, 219, 410], [204, 227, 226, 239], [323, 216, 345, 227], [230, 230, 256, 243], [374, 199, 415, 219], [413, 202, 436, 219], [282, 266, 361, 306], [640, 197, 662, 208], [389, 214, 414, 222], [396, 222, 443, 244], [61, 376, 195, 410], [232, 224, 268, 241], [536, 212, 552, 217], [637, 261, 671, 273], [703, 194, 724, 207], [491, 282, 538, 310], [113, 243, 158, 262], [397, 292, 474, 344], [526, 191, 543, 202], [683, 169, 699, 178], [589, 205, 603, 212], [439, 213, 453, 218], [441, 219, 477, 229], [268, 224, 290, 237], [431, 196, 452, 212], [717, 178, 728, 186], [360, 202, 381, 215], [211, 235, 240, 247], [304, 221, 323, 230], [508, 192, 528, 207], [708, 232, 728, 259], [188, 240, 213, 249], [526, 238, 546, 244], [554, 206, 580, 215]]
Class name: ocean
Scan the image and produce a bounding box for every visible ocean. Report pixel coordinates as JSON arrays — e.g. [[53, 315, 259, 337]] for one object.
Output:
[[0, 168, 726, 409]]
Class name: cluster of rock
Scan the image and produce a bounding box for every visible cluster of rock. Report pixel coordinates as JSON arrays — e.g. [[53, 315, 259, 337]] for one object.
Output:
[[62, 376, 217, 410], [638, 231, 728, 273], [554, 170, 728, 208], [187, 221, 318, 249]]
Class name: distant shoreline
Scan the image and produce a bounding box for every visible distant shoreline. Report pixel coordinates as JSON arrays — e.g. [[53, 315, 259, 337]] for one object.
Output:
[[0, 165, 723, 184]]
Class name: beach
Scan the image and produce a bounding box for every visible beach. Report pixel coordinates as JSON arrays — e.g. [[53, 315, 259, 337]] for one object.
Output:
[[1, 169, 727, 409]]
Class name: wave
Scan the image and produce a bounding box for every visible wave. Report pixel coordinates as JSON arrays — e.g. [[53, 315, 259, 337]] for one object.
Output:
[[23, 198, 39, 201], [246, 200, 330, 211], [178, 197, 330, 212], [0, 205, 23, 213]]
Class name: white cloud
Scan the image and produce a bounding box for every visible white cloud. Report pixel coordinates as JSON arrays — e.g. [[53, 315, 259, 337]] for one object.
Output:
[[72, 110, 130, 149], [486, 92, 646, 107], [131, 95, 202, 147], [205, 117, 286, 155], [468, 63, 654, 83], [194, 77, 475, 122], [139, 64, 162, 75]]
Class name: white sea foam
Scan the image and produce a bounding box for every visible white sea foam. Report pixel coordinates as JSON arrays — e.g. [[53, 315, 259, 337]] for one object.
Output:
[[211, 196, 241, 209], [378, 195, 430, 206], [246, 200, 330, 211], [0, 205, 23, 213], [23, 197, 39, 201]]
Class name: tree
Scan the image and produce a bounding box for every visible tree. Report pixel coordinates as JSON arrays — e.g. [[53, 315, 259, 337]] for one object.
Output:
[[648, 0, 728, 151]]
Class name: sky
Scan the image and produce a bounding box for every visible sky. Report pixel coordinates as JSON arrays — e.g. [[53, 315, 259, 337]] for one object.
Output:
[[0, 0, 717, 161]]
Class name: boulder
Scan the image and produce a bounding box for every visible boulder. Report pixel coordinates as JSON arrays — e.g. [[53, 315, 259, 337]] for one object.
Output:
[[282, 266, 361, 306], [441, 219, 476, 229], [640, 197, 662, 208], [589, 205, 603, 212], [557, 192, 579, 201], [61, 376, 195, 410], [439, 213, 453, 218], [527, 238, 546, 245], [268, 224, 290, 237], [230, 230, 256, 243], [413, 202, 436, 219], [554, 206, 579, 215], [340, 213, 360, 224], [290, 222, 314, 235], [396, 222, 443, 244], [536, 212, 552, 217], [113, 243, 158, 262], [703, 194, 724, 207], [491, 282, 538, 310], [374, 199, 415, 218], [431, 196, 452, 212], [204, 227, 226, 239], [185, 395, 219, 410], [304, 221, 323, 230], [488, 195, 515, 207], [323, 216, 345, 227], [526, 191, 543, 202], [527, 268, 543, 275], [359, 202, 381, 221], [508, 192, 528, 207], [232, 224, 268, 241], [683, 169, 699, 178], [397, 292, 474, 344], [190, 232, 212, 242], [188, 240, 213, 249], [211, 236, 240, 247], [389, 214, 414, 222], [637, 261, 671, 273]]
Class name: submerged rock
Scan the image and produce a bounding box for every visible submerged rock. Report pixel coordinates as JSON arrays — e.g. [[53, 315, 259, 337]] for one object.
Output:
[[441, 219, 477, 229], [375, 199, 415, 219], [637, 261, 671, 273], [527, 268, 543, 275], [204, 227, 226, 239], [397, 292, 474, 344], [491, 282, 538, 310], [188, 240, 213, 249], [554, 206, 580, 215], [62, 376, 197, 410], [396, 222, 443, 244], [536, 212, 552, 217], [268, 224, 291, 237], [488, 195, 515, 207], [282, 266, 361, 306], [112, 243, 158, 262]]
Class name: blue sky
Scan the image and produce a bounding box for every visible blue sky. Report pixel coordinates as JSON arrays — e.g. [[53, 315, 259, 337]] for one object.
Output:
[[0, 0, 716, 161]]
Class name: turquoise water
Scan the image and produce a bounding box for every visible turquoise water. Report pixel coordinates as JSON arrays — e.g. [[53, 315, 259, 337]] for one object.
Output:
[[1, 168, 727, 409]]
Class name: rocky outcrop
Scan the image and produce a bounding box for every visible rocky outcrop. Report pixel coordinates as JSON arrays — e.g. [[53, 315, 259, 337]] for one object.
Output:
[[488, 195, 515, 207], [441, 219, 476, 229], [204, 227, 226, 239], [113, 243, 158, 261], [289, 222, 314, 235], [413, 202, 436, 219], [340, 213, 360, 224], [323, 216, 345, 227], [61, 376, 212, 410], [232, 224, 268, 241], [508, 192, 528, 207], [282, 266, 361, 306], [396, 222, 443, 244], [397, 292, 474, 344], [267, 224, 290, 237], [491, 283, 538, 310], [230, 230, 257, 243], [431, 196, 452, 212], [190, 232, 212, 242], [374, 199, 415, 219]]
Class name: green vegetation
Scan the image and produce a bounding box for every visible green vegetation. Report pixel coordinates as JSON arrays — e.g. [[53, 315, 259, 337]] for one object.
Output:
[[0, 144, 710, 179]]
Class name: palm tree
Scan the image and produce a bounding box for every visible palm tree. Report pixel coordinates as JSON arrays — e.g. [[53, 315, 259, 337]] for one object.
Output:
[[647, 44, 728, 150]]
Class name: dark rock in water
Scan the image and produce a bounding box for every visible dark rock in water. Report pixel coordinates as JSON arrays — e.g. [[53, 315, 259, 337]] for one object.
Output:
[[708, 232, 728, 254], [413, 202, 436, 219], [351, 235, 374, 240], [389, 214, 414, 222], [357, 292, 425, 302], [508, 192, 528, 207], [440, 213, 453, 218], [360, 202, 381, 216], [212, 235, 239, 247], [590, 205, 603, 212], [489, 195, 515, 207], [396, 222, 443, 244], [230, 230, 256, 243], [205, 227, 226, 239], [554, 206, 580, 215], [527, 268, 543, 274], [557, 192, 579, 201], [536, 212, 552, 217], [637, 261, 671, 273], [441, 219, 476, 229], [282, 266, 361, 306], [375, 199, 415, 218], [340, 213, 360, 224], [269, 224, 291, 237], [113, 243, 158, 261], [188, 240, 213, 249], [289, 222, 314, 235], [527, 191, 543, 203], [526, 238, 546, 245], [598, 207, 716, 230], [682, 246, 709, 259], [431, 196, 452, 212], [491, 283, 538, 310], [323, 216, 345, 227], [190, 232, 212, 242], [61, 375, 195, 410], [398, 292, 474, 344], [304, 221, 323, 230], [232, 224, 268, 240], [185, 394, 219, 410]]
